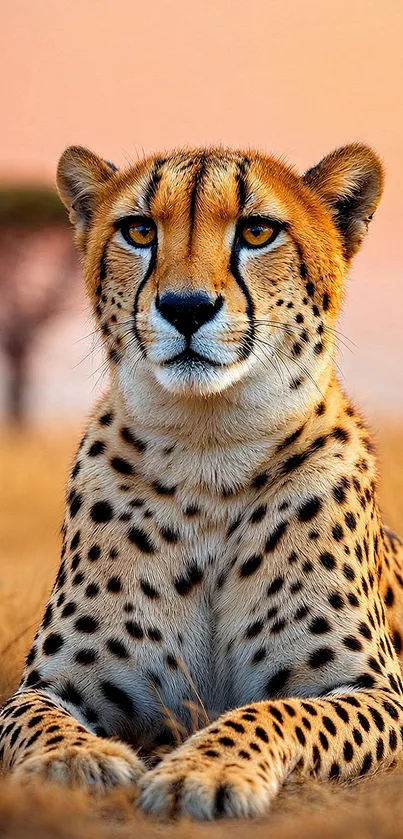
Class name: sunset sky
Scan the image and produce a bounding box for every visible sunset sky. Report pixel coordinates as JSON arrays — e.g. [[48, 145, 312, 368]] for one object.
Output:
[[1, 0, 402, 418]]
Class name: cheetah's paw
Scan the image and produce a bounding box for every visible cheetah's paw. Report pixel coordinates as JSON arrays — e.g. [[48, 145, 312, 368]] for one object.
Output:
[[12, 738, 145, 791], [139, 749, 279, 820]]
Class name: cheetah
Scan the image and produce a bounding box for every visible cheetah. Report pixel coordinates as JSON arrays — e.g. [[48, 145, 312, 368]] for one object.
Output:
[[1, 142, 403, 820]]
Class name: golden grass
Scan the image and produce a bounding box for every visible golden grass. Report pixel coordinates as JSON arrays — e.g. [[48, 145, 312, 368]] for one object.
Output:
[[1, 423, 403, 838]]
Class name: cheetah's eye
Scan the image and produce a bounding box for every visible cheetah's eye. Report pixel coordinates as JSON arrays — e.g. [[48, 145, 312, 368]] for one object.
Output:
[[239, 218, 281, 249], [119, 217, 157, 248]]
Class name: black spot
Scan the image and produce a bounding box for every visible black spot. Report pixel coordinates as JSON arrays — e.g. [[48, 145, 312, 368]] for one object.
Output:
[[43, 634, 63, 656], [265, 521, 288, 552], [359, 622, 372, 640], [70, 531, 81, 551], [152, 480, 176, 496], [252, 648, 266, 664], [278, 425, 305, 451], [333, 485, 347, 504], [107, 638, 129, 659], [71, 554, 80, 572], [75, 616, 98, 633], [160, 526, 180, 544], [252, 471, 269, 490], [174, 562, 203, 595], [184, 504, 200, 517], [266, 668, 291, 697], [360, 752, 372, 775], [309, 617, 331, 634], [295, 726, 306, 746], [245, 620, 263, 639], [76, 649, 97, 665], [42, 604, 53, 629], [383, 700, 399, 720], [111, 457, 133, 475], [90, 501, 113, 523], [25, 647, 36, 667], [329, 592, 344, 610], [88, 441, 105, 457], [140, 579, 160, 599], [101, 681, 133, 714], [71, 461, 81, 479], [329, 762, 340, 780], [59, 681, 83, 706], [125, 621, 144, 639], [128, 527, 155, 554], [239, 554, 263, 577], [255, 726, 269, 743], [120, 427, 147, 452], [267, 576, 284, 596], [61, 601, 76, 618], [368, 707, 385, 732], [88, 544, 101, 562], [298, 497, 322, 522], [376, 737, 384, 760], [322, 716, 336, 736], [85, 583, 99, 598], [309, 648, 335, 668], [320, 552, 336, 571], [100, 412, 114, 426], [332, 427, 349, 443], [344, 512, 357, 531], [106, 576, 122, 594], [332, 703, 349, 723], [358, 713, 370, 732], [68, 491, 83, 519], [250, 505, 267, 524], [343, 636, 362, 651], [218, 736, 235, 748], [227, 515, 242, 536]]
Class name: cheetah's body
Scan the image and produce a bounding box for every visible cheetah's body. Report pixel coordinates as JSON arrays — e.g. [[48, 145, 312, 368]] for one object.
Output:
[[1, 143, 403, 820]]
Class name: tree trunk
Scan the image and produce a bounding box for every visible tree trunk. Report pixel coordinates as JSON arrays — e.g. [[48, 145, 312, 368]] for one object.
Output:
[[6, 344, 28, 426]]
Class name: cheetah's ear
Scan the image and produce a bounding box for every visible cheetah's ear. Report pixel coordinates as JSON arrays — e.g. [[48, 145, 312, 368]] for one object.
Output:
[[303, 144, 384, 261], [56, 146, 117, 244]]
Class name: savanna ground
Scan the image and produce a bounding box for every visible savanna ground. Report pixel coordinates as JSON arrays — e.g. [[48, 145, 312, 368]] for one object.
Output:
[[1, 424, 403, 838]]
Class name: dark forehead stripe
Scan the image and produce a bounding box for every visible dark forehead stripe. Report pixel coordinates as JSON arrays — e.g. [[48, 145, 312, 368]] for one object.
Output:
[[189, 154, 209, 236], [144, 157, 167, 212], [235, 157, 251, 212]]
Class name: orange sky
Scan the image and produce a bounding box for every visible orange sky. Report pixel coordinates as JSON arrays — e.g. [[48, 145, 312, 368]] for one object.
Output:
[[1, 0, 402, 416]]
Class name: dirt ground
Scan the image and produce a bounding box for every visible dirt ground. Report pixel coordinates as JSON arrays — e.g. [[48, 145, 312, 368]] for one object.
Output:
[[1, 423, 403, 838]]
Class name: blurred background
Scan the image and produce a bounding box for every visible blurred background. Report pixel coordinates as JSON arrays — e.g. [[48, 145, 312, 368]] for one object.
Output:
[[0, 0, 402, 425], [0, 0, 403, 703]]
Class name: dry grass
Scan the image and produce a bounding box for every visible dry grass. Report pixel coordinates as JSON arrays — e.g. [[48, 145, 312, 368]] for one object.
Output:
[[1, 422, 403, 837]]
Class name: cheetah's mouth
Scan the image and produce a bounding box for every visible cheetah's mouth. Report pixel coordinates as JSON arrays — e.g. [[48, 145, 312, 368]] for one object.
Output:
[[162, 348, 224, 368]]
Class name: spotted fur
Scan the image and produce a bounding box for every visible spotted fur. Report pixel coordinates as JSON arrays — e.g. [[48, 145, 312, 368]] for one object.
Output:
[[1, 142, 403, 820]]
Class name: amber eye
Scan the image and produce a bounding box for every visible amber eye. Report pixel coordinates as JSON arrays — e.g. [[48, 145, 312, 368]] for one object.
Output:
[[239, 218, 279, 248], [120, 217, 157, 247]]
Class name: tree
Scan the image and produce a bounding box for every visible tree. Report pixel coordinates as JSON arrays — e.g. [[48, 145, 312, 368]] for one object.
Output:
[[0, 186, 78, 424]]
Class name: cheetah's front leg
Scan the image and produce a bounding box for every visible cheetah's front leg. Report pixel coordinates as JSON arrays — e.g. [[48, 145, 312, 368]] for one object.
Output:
[[139, 689, 403, 820], [0, 690, 145, 790]]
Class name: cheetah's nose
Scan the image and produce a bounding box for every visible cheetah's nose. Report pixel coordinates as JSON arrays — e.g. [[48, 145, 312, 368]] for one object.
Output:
[[156, 291, 223, 339]]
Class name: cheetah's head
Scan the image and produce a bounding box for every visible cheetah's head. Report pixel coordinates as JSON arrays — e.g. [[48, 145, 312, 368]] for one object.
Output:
[[57, 144, 383, 407]]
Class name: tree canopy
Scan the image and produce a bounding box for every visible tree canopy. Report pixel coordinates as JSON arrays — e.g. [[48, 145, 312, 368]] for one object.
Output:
[[0, 185, 68, 229]]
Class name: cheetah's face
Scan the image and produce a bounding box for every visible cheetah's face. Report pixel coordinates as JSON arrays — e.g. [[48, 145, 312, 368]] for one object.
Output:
[[57, 145, 383, 399]]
